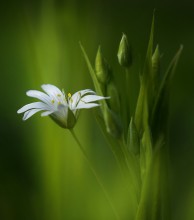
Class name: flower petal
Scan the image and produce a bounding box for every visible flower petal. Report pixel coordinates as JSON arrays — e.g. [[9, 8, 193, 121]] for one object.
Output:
[[23, 109, 43, 120], [27, 90, 51, 105], [41, 84, 64, 97], [74, 103, 100, 110], [41, 111, 54, 117], [71, 89, 96, 109], [17, 102, 51, 114], [41, 84, 67, 105], [81, 95, 109, 103]]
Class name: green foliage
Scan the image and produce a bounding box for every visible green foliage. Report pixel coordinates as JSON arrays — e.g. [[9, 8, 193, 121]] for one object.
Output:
[[82, 13, 182, 220], [80, 43, 123, 139]]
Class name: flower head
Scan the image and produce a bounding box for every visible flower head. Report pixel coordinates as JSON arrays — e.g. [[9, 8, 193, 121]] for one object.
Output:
[[17, 84, 108, 129]]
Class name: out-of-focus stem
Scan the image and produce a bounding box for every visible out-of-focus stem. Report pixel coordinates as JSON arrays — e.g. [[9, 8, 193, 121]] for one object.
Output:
[[70, 129, 121, 220]]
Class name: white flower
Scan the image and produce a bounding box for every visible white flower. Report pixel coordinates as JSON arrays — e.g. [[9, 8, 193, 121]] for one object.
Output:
[[17, 84, 108, 129]]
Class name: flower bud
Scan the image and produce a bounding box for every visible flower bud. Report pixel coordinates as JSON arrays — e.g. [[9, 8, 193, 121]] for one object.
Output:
[[106, 81, 120, 114], [104, 107, 122, 139], [95, 46, 111, 84], [127, 117, 140, 155], [117, 33, 132, 68]]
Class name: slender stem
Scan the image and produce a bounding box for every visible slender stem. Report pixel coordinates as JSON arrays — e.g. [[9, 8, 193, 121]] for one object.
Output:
[[69, 129, 121, 220], [125, 68, 131, 118], [118, 137, 141, 202]]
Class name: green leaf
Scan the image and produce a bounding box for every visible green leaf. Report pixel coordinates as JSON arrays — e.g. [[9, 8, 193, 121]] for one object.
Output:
[[151, 45, 183, 138], [134, 13, 155, 133]]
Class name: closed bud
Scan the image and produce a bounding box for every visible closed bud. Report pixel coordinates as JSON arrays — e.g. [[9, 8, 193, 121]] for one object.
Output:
[[117, 33, 132, 68], [95, 46, 111, 84], [104, 107, 122, 139], [106, 81, 120, 114], [127, 117, 140, 155]]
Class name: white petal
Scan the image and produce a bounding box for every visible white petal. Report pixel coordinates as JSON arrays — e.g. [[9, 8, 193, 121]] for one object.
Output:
[[17, 102, 51, 114], [71, 89, 96, 109], [41, 111, 54, 117], [27, 90, 51, 105], [57, 104, 68, 116], [81, 95, 108, 103], [23, 109, 42, 120], [41, 84, 67, 105], [71, 89, 95, 100], [41, 84, 64, 97], [74, 103, 100, 110]]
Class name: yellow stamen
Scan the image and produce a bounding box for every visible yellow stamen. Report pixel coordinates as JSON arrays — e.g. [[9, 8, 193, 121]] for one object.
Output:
[[58, 101, 61, 105], [57, 94, 61, 97], [68, 93, 71, 98], [51, 100, 55, 104]]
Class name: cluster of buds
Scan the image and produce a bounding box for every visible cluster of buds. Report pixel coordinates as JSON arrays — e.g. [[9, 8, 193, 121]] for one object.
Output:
[[80, 33, 133, 140], [89, 16, 181, 219], [95, 46, 123, 139]]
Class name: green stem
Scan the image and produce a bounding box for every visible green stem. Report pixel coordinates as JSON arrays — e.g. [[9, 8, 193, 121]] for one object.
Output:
[[118, 137, 141, 202], [70, 129, 121, 220], [125, 68, 131, 120]]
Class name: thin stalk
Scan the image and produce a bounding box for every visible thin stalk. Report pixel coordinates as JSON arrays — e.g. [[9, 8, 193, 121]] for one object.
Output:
[[125, 68, 131, 122], [70, 129, 121, 220], [118, 137, 141, 202]]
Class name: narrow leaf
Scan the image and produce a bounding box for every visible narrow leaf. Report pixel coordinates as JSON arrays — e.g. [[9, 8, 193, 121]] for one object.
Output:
[[151, 45, 183, 135], [135, 13, 155, 133]]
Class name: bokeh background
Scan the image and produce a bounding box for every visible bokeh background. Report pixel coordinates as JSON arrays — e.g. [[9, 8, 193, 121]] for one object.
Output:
[[0, 0, 194, 219]]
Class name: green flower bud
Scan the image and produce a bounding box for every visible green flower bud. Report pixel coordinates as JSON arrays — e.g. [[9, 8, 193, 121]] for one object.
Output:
[[104, 107, 122, 139], [127, 117, 140, 155], [106, 81, 120, 114], [117, 33, 132, 68], [152, 44, 160, 78], [95, 46, 111, 84]]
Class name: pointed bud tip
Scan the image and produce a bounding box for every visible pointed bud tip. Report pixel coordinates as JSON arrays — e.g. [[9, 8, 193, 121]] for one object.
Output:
[[117, 33, 132, 68], [95, 46, 111, 84]]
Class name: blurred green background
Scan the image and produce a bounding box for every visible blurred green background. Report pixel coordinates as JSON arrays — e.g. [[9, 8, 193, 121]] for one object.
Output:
[[0, 0, 194, 219]]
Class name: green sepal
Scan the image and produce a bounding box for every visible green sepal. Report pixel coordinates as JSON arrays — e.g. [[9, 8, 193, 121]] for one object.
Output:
[[50, 107, 76, 129]]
